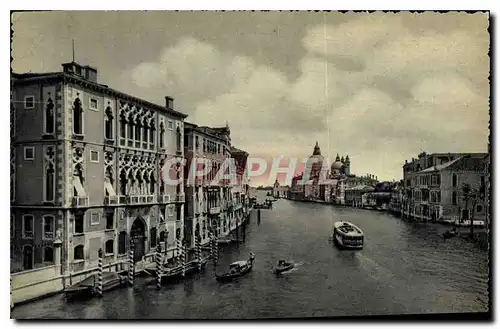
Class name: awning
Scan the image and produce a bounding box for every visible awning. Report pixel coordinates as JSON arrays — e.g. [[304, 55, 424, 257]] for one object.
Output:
[[73, 176, 87, 197]]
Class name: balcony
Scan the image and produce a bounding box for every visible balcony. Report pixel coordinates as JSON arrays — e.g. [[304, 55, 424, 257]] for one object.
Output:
[[159, 195, 171, 204], [72, 196, 89, 208], [174, 194, 185, 203], [104, 196, 119, 206], [119, 195, 129, 204], [209, 206, 221, 215]]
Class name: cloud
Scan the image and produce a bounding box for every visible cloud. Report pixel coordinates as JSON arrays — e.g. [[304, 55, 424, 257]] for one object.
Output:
[[128, 13, 489, 182]]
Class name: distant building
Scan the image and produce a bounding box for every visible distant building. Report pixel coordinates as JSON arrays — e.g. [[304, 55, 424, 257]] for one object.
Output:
[[183, 122, 232, 249], [402, 153, 488, 222], [344, 185, 375, 207]]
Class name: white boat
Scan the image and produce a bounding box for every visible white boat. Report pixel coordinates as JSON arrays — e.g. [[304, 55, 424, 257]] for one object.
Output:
[[333, 221, 364, 249]]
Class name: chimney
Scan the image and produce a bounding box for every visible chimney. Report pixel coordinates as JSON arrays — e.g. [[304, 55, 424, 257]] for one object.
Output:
[[165, 96, 174, 110]]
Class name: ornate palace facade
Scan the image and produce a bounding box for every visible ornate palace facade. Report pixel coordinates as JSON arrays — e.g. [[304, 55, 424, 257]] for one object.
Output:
[[11, 61, 187, 276]]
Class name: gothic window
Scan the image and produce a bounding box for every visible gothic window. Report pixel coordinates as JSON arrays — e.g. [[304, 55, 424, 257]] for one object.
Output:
[[159, 122, 165, 149], [149, 121, 155, 150], [43, 215, 54, 240], [73, 98, 83, 135], [150, 227, 157, 248], [43, 246, 54, 263], [105, 106, 114, 140], [119, 169, 127, 195], [127, 114, 134, 147], [45, 163, 55, 202], [452, 191, 457, 205], [105, 240, 114, 255], [73, 164, 86, 197], [44, 97, 55, 135], [142, 119, 149, 149], [136, 170, 143, 195], [150, 171, 156, 195], [119, 112, 127, 146], [118, 231, 127, 255], [74, 245, 84, 260], [134, 121, 141, 148], [128, 171, 135, 195]]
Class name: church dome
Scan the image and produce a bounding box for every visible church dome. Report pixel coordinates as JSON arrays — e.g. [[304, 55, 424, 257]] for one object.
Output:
[[331, 161, 344, 171]]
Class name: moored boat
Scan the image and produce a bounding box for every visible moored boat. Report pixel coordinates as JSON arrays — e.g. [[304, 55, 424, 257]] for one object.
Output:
[[65, 272, 127, 301], [333, 221, 364, 250], [274, 260, 294, 275], [216, 253, 255, 282], [155, 258, 208, 283]]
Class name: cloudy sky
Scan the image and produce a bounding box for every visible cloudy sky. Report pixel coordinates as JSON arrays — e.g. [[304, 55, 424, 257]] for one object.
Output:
[[12, 11, 490, 184]]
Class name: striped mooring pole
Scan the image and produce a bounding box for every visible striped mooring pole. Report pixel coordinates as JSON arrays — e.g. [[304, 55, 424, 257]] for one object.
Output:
[[10, 277, 13, 310], [128, 239, 135, 286], [196, 235, 202, 272], [155, 244, 163, 290], [182, 240, 187, 277], [176, 239, 182, 265], [209, 231, 214, 260], [212, 233, 219, 264], [97, 248, 103, 297]]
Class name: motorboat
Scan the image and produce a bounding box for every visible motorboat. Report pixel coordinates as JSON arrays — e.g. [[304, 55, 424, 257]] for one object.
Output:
[[65, 272, 127, 301], [333, 221, 364, 250], [216, 253, 255, 282], [274, 260, 294, 275], [442, 228, 458, 240]]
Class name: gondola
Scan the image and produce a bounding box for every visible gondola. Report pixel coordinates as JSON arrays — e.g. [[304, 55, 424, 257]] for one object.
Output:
[[65, 272, 127, 301], [274, 260, 294, 275], [215, 253, 255, 282]]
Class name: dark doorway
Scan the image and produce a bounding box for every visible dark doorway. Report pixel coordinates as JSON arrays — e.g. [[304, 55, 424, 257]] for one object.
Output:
[[23, 245, 33, 270], [131, 217, 147, 262]]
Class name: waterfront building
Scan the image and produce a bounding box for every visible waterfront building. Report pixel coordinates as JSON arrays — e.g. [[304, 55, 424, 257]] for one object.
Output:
[[289, 174, 305, 200], [272, 179, 289, 198], [230, 146, 250, 230], [401, 152, 488, 222], [344, 185, 375, 207], [11, 62, 187, 302], [183, 123, 231, 249], [388, 181, 403, 216]]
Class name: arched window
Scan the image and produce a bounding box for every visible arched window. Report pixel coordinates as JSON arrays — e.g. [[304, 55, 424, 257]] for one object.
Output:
[[150, 227, 157, 248], [43, 246, 54, 263], [136, 170, 143, 195], [452, 174, 457, 187], [105, 106, 114, 140], [45, 163, 55, 202], [105, 240, 114, 255], [152, 171, 158, 195], [73, 98, 83, 135], [452, 191, 457, 205], [23, 245, 33, 270], [119, 169, 128, 195], [128, 171, 135, 195], [149, 120, 155, 150], [142, 119, 149, 149], [74, 245, 84, 260], [159, 122, 165, 149], [159, 231, 166, 243], [45, 98, 55, 134], [73, 164, 84, 197], [43, 215, 55, 239], [118, 231, 127, 255], [127, 114, 134, 147], [134, 120, 141, 148], [119, 111, 127, 146]]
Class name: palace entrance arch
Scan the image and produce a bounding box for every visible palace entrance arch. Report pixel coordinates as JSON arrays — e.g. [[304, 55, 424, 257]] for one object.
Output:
[[131, 217, 147, 262]]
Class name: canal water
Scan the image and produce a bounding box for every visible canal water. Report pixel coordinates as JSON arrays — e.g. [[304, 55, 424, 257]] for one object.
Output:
[[12, 191, 489, 319]]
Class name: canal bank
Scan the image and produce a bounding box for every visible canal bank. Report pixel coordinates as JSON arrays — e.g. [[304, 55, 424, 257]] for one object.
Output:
[[12, 194, 489, 319]]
